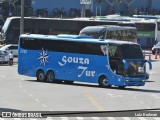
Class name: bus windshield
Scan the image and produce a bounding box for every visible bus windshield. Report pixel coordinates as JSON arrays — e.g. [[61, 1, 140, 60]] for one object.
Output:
[[135, 21, 156, 48], [136, 23, 155, 31], [120, 44, 144, 59], [108, 44, 145, 77], [108, 44, 143, 60]]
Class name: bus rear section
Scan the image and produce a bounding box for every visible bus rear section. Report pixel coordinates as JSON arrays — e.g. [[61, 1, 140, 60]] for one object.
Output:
[[135, 21, 156, 49], [0, 17, 119, 44], [18, 34, 152, 88]]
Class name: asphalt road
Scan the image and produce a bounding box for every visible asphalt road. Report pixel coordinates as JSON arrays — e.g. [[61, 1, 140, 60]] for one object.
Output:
[[0, 56, 160, 120]]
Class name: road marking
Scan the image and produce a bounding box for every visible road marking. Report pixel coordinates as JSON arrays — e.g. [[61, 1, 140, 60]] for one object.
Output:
[[146, 106, 151, 109], [85, 93, 105, 111], [14, 118, 21, 120], [106, 93, 123, 98], [29, 94, 33, 97], [149, 71, 156, 75], [139, 101, 144, 104], [118, 95, 123, 97], [76, 117, 84, 120], [107, 117, 116, 120], [133, 96, 137, 99], [0, 118, 5, 120], [46, 117, 53, 120], [91, 117, 100, 120], [0, 75, 6, 78], [138, 117, 147, 120], [13, 64, 18, 67], [35, 99, 40, 102], [151, 94, 160, 99], [106, 93, 116, 98], [122, 117, 131, 120], [153, 118, 160, 120], [60, 117, 69, 120], [42, 104, 47, 108], [23, 89, 27, 93]]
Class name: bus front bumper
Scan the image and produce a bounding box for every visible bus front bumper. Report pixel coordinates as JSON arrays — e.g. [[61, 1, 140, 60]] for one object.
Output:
[[124, 78, 146, 86]]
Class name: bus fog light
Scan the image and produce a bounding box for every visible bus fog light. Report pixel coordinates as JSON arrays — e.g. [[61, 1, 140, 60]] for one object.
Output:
[[138, 67, 144, 73], [125, 80, 129, 82]]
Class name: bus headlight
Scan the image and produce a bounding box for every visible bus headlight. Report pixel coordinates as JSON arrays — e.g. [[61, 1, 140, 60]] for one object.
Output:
[[138, 67, 144, 73], [125, 80, 129, 82]]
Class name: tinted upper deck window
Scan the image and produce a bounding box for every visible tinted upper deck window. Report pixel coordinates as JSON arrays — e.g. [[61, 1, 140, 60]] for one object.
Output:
[[20, 38, 104, 56], [120, 44, 143, 59]]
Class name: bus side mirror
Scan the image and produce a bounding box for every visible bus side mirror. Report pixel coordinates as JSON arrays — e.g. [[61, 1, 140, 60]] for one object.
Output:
[[123, 60, 129, 69], [145, 60, 152, 70]]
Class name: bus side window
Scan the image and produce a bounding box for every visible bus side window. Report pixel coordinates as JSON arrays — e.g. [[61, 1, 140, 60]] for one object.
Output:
[[117, 30, 121, 40], [99, 32, 105, 39], [105, 31, 111, 39]]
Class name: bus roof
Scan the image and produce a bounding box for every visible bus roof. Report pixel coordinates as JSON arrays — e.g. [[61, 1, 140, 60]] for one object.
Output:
[[20, 34, 137, 45], [6, 16, 117, 23], [80, 25, 136, 33], [133, 15, 159, 19], [134, 19, 156, 24]]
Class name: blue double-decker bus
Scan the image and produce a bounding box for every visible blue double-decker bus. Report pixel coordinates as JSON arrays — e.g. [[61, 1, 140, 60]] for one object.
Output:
[[18, 34, 152, 88]]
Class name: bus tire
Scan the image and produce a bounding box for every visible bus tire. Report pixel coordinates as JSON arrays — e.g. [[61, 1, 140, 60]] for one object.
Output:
[[36, 70, 45, 82], [46, 70, 55, 83], [99, 76, 111, 88]]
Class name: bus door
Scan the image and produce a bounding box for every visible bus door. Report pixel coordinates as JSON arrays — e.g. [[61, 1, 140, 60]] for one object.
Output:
[[108, 44, 125, 86]]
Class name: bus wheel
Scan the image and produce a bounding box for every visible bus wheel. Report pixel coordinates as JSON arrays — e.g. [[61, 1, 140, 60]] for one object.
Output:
[[46, 71, 55, 83], [99, 76, 111, 88], [36, 70, 45, 82]]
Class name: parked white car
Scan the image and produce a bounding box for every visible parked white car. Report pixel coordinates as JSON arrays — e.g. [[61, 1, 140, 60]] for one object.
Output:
[[0, 44, 18, 57], [0, 50, 10, 63]]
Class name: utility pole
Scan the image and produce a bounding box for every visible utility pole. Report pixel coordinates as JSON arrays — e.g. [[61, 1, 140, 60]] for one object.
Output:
[[20, 0, 24, 35], [80, 0, 91, 18], [81, 4, 86, 17]]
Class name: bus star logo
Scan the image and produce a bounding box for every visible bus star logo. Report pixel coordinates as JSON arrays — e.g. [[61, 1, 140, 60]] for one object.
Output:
[[38, 48, 49, 66]]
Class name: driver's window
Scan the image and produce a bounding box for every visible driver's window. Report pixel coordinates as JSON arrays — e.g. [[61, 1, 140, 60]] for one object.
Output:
[[108, 44, 124, 75], [108, 44, 122, 59]]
